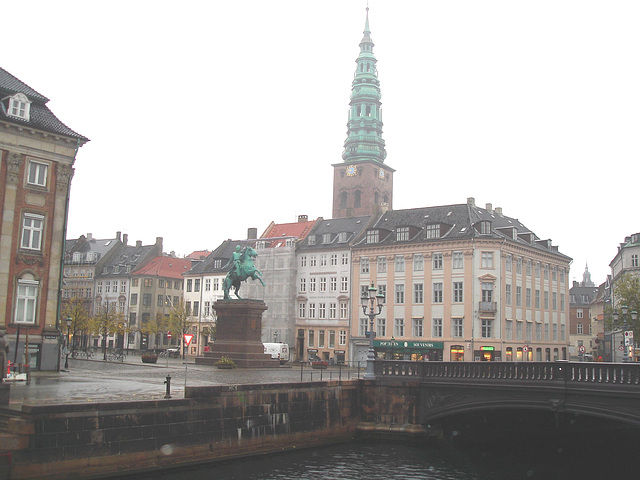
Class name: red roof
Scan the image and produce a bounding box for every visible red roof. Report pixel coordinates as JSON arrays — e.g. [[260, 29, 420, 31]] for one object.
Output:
[[259, 219, 317, 248], [187, 250, 210, 260], [131, 256, 192, 279]]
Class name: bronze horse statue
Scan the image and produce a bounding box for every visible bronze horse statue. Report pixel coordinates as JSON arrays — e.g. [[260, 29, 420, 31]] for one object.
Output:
[[222, 245, 266, 299]]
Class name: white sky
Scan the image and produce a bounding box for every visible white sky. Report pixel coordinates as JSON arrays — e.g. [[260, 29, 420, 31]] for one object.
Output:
[[5, 1, 639, 285]]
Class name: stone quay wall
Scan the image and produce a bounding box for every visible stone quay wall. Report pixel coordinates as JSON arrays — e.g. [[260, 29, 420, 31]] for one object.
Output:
[[3, 381, 361, 480]]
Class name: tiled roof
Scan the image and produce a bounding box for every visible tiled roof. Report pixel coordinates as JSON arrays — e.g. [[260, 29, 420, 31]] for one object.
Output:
[[0, 66, 88, 143], [187, 250, 211, 260], [185, 239, 253, 276], [354, 203, 570, 259], [131, 256, 192, 279], [260, 219, 317, 248]]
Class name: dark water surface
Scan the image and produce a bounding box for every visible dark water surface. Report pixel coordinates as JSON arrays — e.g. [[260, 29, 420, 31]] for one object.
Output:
[[144, 436, 635, 480]]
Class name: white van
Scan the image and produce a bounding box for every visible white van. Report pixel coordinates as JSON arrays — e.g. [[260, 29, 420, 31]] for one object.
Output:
[[263, 343, 289, 364]]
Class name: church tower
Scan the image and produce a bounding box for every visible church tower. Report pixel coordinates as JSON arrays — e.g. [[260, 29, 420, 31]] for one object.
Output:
[[332, 8, 394, 218]]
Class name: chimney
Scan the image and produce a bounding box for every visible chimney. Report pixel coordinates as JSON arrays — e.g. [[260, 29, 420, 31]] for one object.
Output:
[[494, 207, 503, 216], [247, 227, 257, 240], [116, 231, 121, 242], [156, 237, 163, 253], [136, 240, 142, 247], [86, 233, 93, 241], [123, 234, 128, 246], [380, 203, 389, 214], [485, 203, 493, 212], [298, 214, 308, 223], [467, 197, 475, 206]]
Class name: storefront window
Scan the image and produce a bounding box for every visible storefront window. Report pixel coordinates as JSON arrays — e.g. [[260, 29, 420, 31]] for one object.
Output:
[[450, 345, 464, 361]]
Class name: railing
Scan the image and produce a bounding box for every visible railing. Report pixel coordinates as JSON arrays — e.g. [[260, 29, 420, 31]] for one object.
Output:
[[478, 301, 497, 313], [376, 361, 640, 385]]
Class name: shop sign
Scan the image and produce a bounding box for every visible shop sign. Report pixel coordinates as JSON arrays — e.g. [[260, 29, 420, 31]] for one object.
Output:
[[374, 340, 444, 349], [307, 349, 318, 353], [334, 350, 345, 354], [480, 346, 495, 351]]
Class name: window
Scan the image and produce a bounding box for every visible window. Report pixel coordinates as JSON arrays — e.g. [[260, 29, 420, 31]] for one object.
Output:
[[204, 301, 210, 316], [157, 295, 164, 307], [330, 277, 337, 292], [144, 278, 153, 287], [516, 257, 522, 274], [535, 289, 540, 308], [394, 255, 405, 272], [505, 320, 513, 340], [193, 301, 199, 315], [366, 230, 379, 244], [307, 235, 317, 246], [194, 279, 200, 292], [318, 303, 326, 319], [527, 260, 532, 276], [341, 276, 348, 292], [308, 330, 315, 347], [481, 282, 493, 303], [299, 302, 306, 318], [339, 330, 347, 346], [433, 282, 443, 303], [396, 227, 409, 241], [526, 288, 532, 308], [308, 303, 316, 318], [395, 284, 405, 304], [506, 255, 512, 272], [481, 252, 494, 268], [377, 317, 386, 336], [361, 258, 370, 274], [516, 321, 523, 340], [186, 279, 192, 292], [7, 93, 30, 120], [27, 161, 48, 187], [300, 256, 307, 268], [339, 302, 347, 319], [213, 279, 219, 290], [142, 293, 152, 307], [479, 221, 491, 234], [453, 282, 463, 303], [15, 277, 38, 324], [481, 319, 493, 338], [413, 254, 424, 271], [516, 286, 522, 307], [544, 291, 549, 309], [300, 278, 306, 292], [552, 292, 557, 310], [412, 318, 423, 337], [329, 330, 336, 348], [377, 284, 386, 302], [577, 323, 584, 334], [329, 303, 336, 319], [21, 213, 44, 250], [577, 309, 583, 318], [309, 278, 316, 292], [432, 253, 443, 270], [320, 277, 327, 292], [323, 234, 332, 244], [341, 253, 349, 265], [359, 319, 367, 337], [310, 256, 317, 267], [426, 224, 440, 239], [560, 293, 565, 310], [505, 284, 512, 305], [414, 283, 424, 303], [320, 255, 327, 267], [330, 254, 338, 266], [432, 318, 443, 337], [452, 318, 463, 338], [318, 330, 325, 347], [394, 318, 405, 337], [452, 251, 463, 269], [205, 279, 211, 291], [377, 256, 387, 273], [632, 254, 639, 267]]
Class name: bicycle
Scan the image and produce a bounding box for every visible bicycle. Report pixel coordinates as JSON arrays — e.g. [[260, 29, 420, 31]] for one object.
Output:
[[107, 351, 126, 362]]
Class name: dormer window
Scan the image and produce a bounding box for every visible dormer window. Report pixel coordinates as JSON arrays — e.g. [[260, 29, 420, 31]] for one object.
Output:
[[396, 227, 409, 241], [5, 93, 31, 121], [322, 233, 333, 244], [337, 232, 348, 243], [479, 221, 491, 234], [307, 235, 317, 246], [366, 230, 379, 244], [425, 224, 440, 239]]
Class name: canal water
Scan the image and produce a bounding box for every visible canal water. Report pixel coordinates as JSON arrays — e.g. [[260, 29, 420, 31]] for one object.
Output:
[[146, 434, 636, 480]]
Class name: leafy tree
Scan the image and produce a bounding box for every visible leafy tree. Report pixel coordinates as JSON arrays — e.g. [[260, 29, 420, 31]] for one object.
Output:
[[605, 273, 640, 346], [140, 313, 169, 351], [167, 298, 190, 359], [60, 296, 92, 350], [90, 301, 126, 360]]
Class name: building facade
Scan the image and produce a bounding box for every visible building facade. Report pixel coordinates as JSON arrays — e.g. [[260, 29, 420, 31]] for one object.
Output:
[[350, 199, 572, 363], [0, 67, 88, 370], [295, 215, 373, 364], [568, 265, 599, 360]]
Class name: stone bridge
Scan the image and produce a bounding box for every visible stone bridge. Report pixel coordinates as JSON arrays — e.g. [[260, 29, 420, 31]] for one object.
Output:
[[363, 361, 640, 429]]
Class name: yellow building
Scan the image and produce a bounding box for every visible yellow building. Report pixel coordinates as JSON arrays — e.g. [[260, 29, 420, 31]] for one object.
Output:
[[350, 198, 571, 363]]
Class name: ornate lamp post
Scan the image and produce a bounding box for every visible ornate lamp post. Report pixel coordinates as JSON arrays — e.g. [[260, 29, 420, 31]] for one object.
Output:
[[612, 305, 637, 362], [64, 317, 72, 370], [361, 282, 384, 380]]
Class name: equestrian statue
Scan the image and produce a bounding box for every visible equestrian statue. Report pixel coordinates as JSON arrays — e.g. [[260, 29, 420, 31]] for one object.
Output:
[[222, 245, 266, 300]]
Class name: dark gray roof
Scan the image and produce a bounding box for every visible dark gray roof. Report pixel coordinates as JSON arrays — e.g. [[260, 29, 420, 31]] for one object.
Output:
[[0, 67, 88, 143], [95, 244, 159, 278], [186, 239, 254, 276], [353, 203, 570, 259], [64, 236, 120, 262], [297, 215, 373, 251]]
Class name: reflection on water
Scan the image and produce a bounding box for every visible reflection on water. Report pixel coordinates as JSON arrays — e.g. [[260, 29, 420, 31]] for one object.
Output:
[[141, 432, 638, 480]]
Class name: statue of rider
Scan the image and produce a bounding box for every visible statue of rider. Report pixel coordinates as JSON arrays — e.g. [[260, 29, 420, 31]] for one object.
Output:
[[228, 245, 243, 277]]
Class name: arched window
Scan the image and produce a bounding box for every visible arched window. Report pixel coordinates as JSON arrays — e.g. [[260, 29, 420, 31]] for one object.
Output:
[[354, 190, 361, 208], [340, 192, 348, 208], [15, 273, 39, 325]]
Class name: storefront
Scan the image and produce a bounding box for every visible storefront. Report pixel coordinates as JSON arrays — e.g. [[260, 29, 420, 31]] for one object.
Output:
[[474, 345, 501, 361], [374, 340, 443, 361]]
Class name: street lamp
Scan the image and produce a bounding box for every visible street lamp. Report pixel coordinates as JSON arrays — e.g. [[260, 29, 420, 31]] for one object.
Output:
[[64, 317, 72, 370], [361, 282, 385, 380], [612, 305, 638, 362], [274, 331, 278, 343]]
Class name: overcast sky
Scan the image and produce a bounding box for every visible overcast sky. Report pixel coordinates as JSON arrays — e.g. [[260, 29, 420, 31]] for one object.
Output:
[[5, 1, 639, 285]]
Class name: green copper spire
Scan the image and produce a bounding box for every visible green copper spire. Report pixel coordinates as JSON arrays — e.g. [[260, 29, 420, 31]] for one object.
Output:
[[342, 7, 387, 164]]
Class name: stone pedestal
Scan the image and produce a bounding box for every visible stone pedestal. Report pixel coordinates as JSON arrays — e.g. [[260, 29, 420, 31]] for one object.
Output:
[[195, 300, 279, 368]]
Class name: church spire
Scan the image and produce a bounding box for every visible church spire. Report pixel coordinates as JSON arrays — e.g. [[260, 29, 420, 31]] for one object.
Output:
[[341, 7, 387, 164]]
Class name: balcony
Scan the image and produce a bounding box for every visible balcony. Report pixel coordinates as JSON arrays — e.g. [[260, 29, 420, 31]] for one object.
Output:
[[478, 301, 497, 314]]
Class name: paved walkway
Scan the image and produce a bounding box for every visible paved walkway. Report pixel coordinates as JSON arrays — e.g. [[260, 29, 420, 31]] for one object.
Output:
[[4, 357, 361, 409]]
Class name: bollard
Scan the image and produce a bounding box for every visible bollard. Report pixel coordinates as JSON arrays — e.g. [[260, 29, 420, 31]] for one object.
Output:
[[164, 375, 171, 399]]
